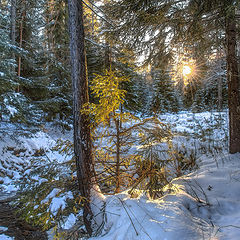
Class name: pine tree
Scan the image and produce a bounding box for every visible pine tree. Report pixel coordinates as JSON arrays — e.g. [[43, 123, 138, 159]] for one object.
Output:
[[104, 0, 240, 153], [226, 5, 240, 153], [151, 69, 179, 114], [68, 0, 105, 235], [41, 0, 72, 121], [0, 2, 16, 93], [186, 0, 240, 152]]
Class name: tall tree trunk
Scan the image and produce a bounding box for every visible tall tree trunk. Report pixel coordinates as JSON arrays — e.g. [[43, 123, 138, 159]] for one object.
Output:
[[115, 118, 121, 193], [17, 1, 26, 92], [10, 0, 16, 75], [218, 77, 223, 111], [10, 0, 16, 46], [226, 9, 240, 153], [105, 45, 111, 69], [91, 2, 94, 36], [216, 34, 223, 111], [18, 15, 23, 77], [68, 0, 95, 235]]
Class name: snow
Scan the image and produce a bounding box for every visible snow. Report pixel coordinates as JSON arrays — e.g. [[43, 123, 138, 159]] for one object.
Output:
[[41, 189, 74, 216], [41, 188, 61, 204], [0, 123, 72, 193], [6, 106, 17, 116], [86, 111, 240, 240], [91, 185, 106, 231], [1, 111, 240, 240], [0, 226, 8, 231], [50, 196, 67, 216], [90, 153, 240, 240], [0, 234, 14, 240], [0, 227, 13, 240], [62, 213, 77, 230]]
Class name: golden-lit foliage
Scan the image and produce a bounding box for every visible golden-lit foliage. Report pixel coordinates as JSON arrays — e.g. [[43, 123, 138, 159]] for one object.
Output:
[[82, 69, 129, 126]]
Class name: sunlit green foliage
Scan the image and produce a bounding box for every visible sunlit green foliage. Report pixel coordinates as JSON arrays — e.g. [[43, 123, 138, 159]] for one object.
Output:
[[83, 69, 128, 126]]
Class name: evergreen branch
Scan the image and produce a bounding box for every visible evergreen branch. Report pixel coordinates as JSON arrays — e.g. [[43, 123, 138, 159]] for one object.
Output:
[[81, 0, 115, 27]]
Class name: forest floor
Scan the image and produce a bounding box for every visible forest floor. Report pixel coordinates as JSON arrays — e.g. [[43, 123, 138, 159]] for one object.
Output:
[[0, 111, 240, 240], [0, 192, 48, 240]]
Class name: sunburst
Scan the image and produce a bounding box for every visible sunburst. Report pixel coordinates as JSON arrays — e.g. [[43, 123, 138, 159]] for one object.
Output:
[[182, 65, 192, 76]]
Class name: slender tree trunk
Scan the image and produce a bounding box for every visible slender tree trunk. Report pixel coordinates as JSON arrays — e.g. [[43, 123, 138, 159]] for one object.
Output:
[[17, 1, 26, 92], [105, 45, 111, 69], [91, 2, 94, 36], [226, 10, 240, 153], [68, 0, 95, 235], [218, 77, 223, 111], [10, 0, 16, 76], [115, 118, 121, 193], [18, 16, 23, 77], [10, 0, 16, 46], [216, 35, 223, 111]]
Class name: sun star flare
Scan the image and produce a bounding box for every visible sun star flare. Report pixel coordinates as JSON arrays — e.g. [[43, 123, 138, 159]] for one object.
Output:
[[182, 65, 192, 76]]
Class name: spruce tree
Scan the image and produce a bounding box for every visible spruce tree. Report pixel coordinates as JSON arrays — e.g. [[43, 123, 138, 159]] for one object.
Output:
[[68, 0, 102, 235], [151, 69, 179, 114]]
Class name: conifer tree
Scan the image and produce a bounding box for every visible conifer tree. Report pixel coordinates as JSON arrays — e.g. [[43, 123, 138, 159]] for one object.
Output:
[[151, 69, 179, 114], [0, 1, 17, 119], [186, 0, 240, 152], [68, 0, 103, 235], [104, 0, 240, 153]]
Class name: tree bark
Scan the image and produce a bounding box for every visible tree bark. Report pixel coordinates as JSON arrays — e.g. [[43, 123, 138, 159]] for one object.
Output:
[[10, 0, 16, 75], [115, 118, 121, 193], [226, 10, 240, 153], [68, 0, 95, 235], [218, 77, 223, 111], [17, 0, 26, 92], [10, 0, 16, 46], [18, 15, 23, 78]]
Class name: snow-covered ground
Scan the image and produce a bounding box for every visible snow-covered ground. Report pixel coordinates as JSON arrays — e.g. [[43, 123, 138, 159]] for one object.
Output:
[[0, 122, 72, 193], [1, 111, 240, 240], [0, 227, 13, 240], [90, 152, 240, 240]]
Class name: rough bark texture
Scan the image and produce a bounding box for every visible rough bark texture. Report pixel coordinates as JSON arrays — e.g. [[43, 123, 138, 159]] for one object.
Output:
[[17, 0, 26, 91], [10, 0, 16, 75], [115, 118, 121, 193], [218, 77, 223, 111], [226, 10, 240, 153], [10, 0, 16, 45], [68, 0, 95, 235]]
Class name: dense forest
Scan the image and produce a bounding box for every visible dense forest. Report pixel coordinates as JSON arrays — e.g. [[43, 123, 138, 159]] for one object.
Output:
[[1, 0, 235, 124], [0, 0, 240, 239]]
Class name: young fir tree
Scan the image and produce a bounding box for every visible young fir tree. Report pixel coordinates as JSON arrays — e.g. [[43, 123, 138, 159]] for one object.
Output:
[[83, 68, 173, 196], [83, 69, 132, 193]]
